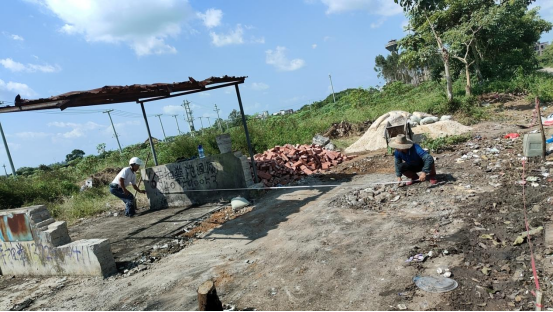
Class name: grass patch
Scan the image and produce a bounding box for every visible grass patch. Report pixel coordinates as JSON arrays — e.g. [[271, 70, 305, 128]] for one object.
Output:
[[420, 134, 472, 153], [48, 187, 119, 224]]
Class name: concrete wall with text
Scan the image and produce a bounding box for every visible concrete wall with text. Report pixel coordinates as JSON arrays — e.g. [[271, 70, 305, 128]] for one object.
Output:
[[142, 153, 252, 210]]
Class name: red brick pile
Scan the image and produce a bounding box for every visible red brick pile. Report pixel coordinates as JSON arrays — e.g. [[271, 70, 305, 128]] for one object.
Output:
[[252, 144, 356, 186]]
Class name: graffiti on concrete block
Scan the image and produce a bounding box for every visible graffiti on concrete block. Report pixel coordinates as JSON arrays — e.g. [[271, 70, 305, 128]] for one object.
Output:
[[0, 213, 33, 242]]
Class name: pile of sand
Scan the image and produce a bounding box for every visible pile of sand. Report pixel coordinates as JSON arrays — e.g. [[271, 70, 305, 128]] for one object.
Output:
[[345, 112, 472, 154], [345, 111, 409, 154]]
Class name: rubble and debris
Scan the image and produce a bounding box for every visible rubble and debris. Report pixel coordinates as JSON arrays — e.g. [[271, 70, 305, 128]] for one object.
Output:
[[231, 197, 251, 210], [252, 144, 356, 187], [512, 226, 543, 246]]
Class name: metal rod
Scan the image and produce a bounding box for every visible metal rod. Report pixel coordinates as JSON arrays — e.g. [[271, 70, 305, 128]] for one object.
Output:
[[329, 74, 336, 103], [206, 117, 211, 127], [103, 109, 123, 153], [154, 114, 167, 141], [234, 84, 258, 183], [0, 122, 16, 176], [139, 102, 159, 166], [2, 164, 7, 177], [141, 81, 242, 103], [172, 115, 182, 134]]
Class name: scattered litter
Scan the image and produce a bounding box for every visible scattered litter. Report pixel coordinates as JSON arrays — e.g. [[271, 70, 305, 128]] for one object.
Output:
[[513, 226, 543, 245], [390, 195, 401, 202], [413, 276, 458, 293], [443, 271, 452, 278], [231, 197, 251, 210], [406, 254, 427, 263], [397, 304, 407, 310], [504, 133, 520, 139], [526, 176, 540, 182]]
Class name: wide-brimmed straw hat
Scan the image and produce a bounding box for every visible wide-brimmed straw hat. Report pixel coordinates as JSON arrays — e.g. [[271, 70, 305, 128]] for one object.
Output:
[[389, 134, 413, 149]]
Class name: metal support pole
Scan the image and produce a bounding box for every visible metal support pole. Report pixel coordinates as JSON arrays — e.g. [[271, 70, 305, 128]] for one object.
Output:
[[103, 110, 123, 153], [172, 115, 182, 134], [154, 114, 167, 141], [139, 102, 159, 166], [2, 164, 7, 177], [329, 74, 336, 103], [0, 122, 16, 176], [234, 84, 258, 183], [206, 117, 211, 127]]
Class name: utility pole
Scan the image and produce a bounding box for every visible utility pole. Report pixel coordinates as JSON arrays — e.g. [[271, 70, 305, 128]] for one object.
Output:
[[214, 104, 223, 132], [171, 115, 182, 134], [206, 117, 211, 127], [154, 114, 167, 141], [103, 109, 123, 153], [0, 123, 16, 177], [329, 74, 336, 103], [198, 117, 205, 135], [182, 100, 195, 136], [2, 164, 7, 177]]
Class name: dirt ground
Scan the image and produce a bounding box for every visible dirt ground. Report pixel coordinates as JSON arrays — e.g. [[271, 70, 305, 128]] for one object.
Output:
[[2, 95, 553, 310]]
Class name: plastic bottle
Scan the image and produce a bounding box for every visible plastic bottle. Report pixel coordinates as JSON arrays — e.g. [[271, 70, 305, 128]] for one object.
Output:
[[198, 144, 205, 158]]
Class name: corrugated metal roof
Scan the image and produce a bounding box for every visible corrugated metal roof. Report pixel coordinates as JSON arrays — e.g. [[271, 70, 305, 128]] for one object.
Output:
[[1, 76, 246, 113]]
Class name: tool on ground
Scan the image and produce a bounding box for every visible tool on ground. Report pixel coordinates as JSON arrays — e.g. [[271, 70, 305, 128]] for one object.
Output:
[[133, 151, 151, 210]]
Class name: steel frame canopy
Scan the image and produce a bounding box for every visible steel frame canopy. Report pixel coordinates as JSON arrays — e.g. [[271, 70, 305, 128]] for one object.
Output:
[[0, 75, 258, 181]]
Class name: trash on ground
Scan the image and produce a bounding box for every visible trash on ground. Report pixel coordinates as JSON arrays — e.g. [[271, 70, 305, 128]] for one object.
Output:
[[513, 226, 544, 245], [406, 254, 427, 263], [231, 197, 251, 210], [504, 133, 520, 139], [413, 276, 458, 293]]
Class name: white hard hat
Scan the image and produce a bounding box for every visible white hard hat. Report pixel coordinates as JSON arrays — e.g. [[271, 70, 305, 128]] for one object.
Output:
[[129, 157, 143, 166]]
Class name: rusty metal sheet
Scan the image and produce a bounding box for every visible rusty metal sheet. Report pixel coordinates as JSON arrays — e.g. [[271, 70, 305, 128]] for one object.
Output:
[[0, 213, 33, 242], [0, 76, 246, 114]]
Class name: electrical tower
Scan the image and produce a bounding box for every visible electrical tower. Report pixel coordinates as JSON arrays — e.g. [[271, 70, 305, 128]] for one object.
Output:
[[182, 100, 196, 135]]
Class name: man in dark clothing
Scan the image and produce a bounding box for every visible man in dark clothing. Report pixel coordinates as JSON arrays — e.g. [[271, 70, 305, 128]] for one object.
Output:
[[389, 134, 437, 186]]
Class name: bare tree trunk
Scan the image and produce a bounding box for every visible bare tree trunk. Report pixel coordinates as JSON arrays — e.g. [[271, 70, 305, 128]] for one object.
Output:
[[471, 42, 483, 82], [443, 54, 454, 103], [465, 63, 472, 97]]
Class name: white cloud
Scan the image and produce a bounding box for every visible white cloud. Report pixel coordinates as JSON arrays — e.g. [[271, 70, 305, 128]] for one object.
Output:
[[14, 132, 51, 139], [163, 105, 185, 115], [11, 34, 24, 41], [321, 0, 403, 16], [48, 121, 104, 139], [197, 8, 223, 28], [32, 0, 194, 56], [0, 58, 62, 73], [251, 82, 269, 91], [320, 0, 402, 16], [251, 36, 265, 44], [323, 36, 332, 42], [371, 17, 386, 29], [284, 95, 308, 104], [0, 79, 37, 97], [265, 46, 305, 71], [312, 44, 317, 49], [210, 24, 244, 47]]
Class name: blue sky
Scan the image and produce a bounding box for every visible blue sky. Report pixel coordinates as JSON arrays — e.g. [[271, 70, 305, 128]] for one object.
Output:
[[0, 0, 552, 171]]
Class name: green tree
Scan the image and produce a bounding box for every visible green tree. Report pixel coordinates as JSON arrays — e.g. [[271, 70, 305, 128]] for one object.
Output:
[[65, 149, 85, 162], [96, 143, 106, 155], [228, 109, 242, 127], [539, 44, 553, 68]]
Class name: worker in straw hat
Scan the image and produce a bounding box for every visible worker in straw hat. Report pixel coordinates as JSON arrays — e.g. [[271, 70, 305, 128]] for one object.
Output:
[[389, 134, 437, 186], [109, 157, 146, 217]]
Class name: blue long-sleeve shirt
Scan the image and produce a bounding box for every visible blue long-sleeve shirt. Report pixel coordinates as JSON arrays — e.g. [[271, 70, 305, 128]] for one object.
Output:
[[394, 144, 434, 177]]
